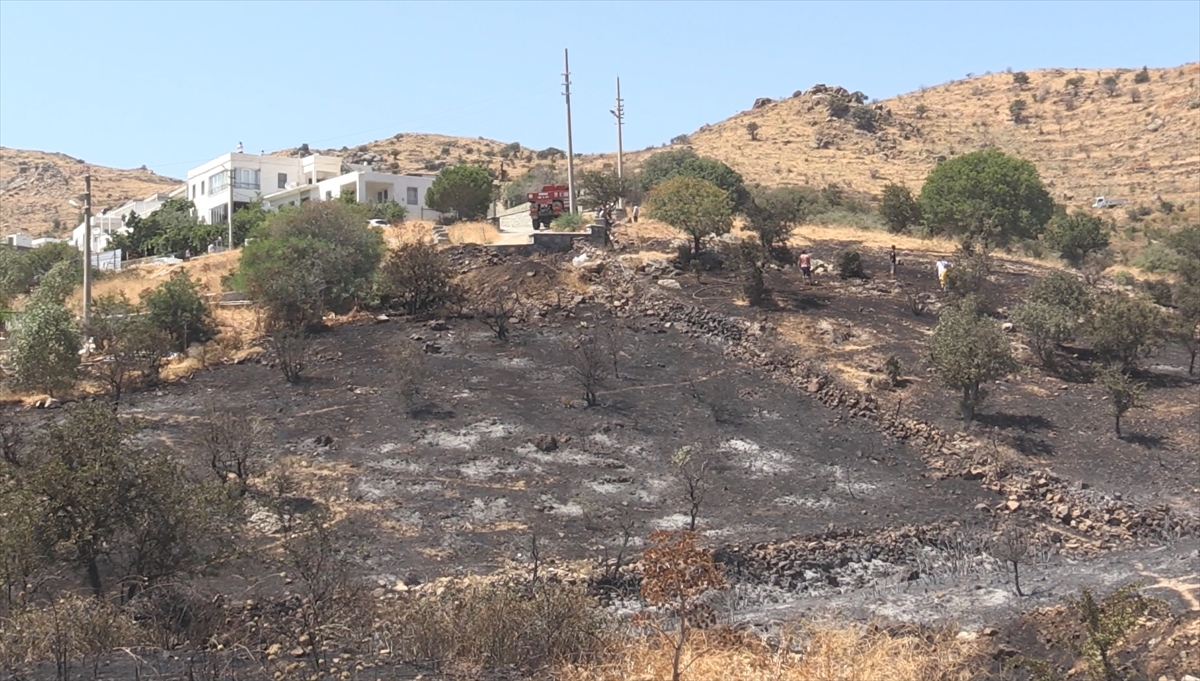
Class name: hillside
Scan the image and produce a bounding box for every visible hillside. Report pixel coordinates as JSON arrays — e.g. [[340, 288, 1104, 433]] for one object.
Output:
[[687, 63, 1200, 209], [0, 147, 181, 238]]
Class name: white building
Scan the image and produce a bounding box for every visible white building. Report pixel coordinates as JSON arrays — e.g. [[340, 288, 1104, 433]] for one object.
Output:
[[71, 190, 180, 252], [186, 152, 440, 227]]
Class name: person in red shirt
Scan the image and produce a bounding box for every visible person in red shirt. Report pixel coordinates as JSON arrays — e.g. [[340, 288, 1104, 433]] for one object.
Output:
[[798, 249, 813, 285]]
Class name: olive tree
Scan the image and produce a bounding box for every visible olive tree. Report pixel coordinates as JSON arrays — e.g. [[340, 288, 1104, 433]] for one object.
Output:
[[1043, 210, 1111, 268], [878, 183, 922, 234], [745, 184, 820, 256], [928, 299, 1017, 420], [644, 176, 733, 256], [1086, 295, 1164, 371], [638, 148, 749, 210], [1096, 367, 1143, 437], [143, 270, 215, 352]]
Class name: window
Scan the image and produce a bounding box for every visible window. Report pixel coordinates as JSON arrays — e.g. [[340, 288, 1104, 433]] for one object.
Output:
[[233, 168, 259, 190], [208, 171, 227, 195], [209, 205, 227, 225], [200, 181, 205, 194], [278, 172, 288, 189], [191, 184, 196, 199], [406, 187, 418, 205], [325, 191, 332, 200], [376, 189, 389, 202]]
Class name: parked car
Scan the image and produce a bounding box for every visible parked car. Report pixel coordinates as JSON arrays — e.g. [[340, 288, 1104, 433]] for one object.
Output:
[[367, 219, 389, 227]]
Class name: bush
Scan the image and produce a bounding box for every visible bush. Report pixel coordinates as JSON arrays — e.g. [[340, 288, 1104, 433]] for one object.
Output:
[[834, 248, 865, 278], [1087, 295, 1165, 370], [30, 259, 82, 305], [1043, 210, 1110, 267], [1011, 301, 1075, 365], [848, 105, 879, 132], [1008, 99, 1028, 123], [1133, 66, 1150, 84], [1029, 270, 1093, 315], [735, 239, 767, 306], [878, 184, 922, 233], [1096, 367, 1144, 437], [370, 200, 408, 224], [1113, 271, 1135, 286], [928, 298, 1016, 420], [1140, 278, 1174, 306], [380, 242, 458, 316], [1132, 241, 1183, 273], [1012, 71, 1030, 87], [1100, 75, 1120, 96], [745, 185, 820, 253], [87, 293, 173, 403], [6, 298, 80, 396], [551, 212, 587, 232], [144, 270, 214, 352], [638, 148, 749, 210]]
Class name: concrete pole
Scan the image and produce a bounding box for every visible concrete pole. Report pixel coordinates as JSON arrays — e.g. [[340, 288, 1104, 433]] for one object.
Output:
[[227, 164, 235, 250], [82, 174, 92, 326], [564, 48, 577, 213], [614, 76, 625, 209]]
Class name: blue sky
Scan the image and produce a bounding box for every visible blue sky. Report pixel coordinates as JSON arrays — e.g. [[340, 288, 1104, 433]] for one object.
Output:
[[1, 1, 1197, 178]]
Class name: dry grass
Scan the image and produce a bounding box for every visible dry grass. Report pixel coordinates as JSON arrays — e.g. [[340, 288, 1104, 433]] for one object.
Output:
[[563, 624, 981, 681], [0, 147, 181, 238], [446, 220, 502, 244]]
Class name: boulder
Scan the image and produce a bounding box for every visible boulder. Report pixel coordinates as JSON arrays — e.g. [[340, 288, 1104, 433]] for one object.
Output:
[[752, 97, 775, 109], [533, 433, 559, 453]]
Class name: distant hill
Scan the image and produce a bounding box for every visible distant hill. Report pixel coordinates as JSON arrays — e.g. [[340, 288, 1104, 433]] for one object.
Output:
[[0, 148, 182, 238], [684, 63, 1200, 210], [8, 63, 1197, 240]]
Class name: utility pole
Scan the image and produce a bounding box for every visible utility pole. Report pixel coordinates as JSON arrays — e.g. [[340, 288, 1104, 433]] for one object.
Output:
[[611, 76, 625, 208], [82, 174, 92, 326], [563, 48, 577, 213], [227, 165, 235, 250]]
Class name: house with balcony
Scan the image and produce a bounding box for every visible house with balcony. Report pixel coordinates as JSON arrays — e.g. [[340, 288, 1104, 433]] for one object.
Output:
[[186, 152, 440, 226], [70, 190, 183, 252]]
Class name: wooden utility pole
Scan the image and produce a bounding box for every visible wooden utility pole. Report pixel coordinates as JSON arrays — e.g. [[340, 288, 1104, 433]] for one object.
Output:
[[227, 165, 235, 250], [611, 76, 625, 208], [82, 174, 92, 326], [563, 48, 577, 213]]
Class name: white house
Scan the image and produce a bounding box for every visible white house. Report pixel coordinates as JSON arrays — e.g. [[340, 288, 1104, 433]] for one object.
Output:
[[71, 190, 180, 252], [186, 152, 440, 227]]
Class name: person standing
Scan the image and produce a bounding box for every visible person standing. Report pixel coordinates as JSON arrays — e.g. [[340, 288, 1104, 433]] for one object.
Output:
[[889, 245, 898, 279], [798, 249, 813, 285], [936, 258, 950, 290]]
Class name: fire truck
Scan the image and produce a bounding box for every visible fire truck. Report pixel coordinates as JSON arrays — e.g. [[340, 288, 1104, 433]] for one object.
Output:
[[527, 184, 570, 230]]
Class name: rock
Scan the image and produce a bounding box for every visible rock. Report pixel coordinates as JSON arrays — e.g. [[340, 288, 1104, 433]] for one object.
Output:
[[36, 397, 61, 409], [806, 378, 823, 393], [657, 279, 682, 290], [1147, 118, 1164, 132], [290, 647, 306, 658], [314, 434, 333, 447], [267, 643, 283, 657], [374, 314, 390, 323], [963, 466, 987, 481], [427, 319, 448, 331], [1181, 675, 1199, 681], [752, 97, 774, 109], [1006, 500, 1021, 511], [422, 342, 442, 354], [1001, 322, 1014, 332], [533, 433, 559, 453]]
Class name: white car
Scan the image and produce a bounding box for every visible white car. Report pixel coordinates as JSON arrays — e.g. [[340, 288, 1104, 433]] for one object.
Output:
[[367, 219, 389, 227]]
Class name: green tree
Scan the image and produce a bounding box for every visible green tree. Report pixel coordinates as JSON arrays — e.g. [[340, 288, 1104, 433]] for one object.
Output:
[[928, 299, 1017, 420], [1071, 585, 1159, 681], [143, 270, 215, 352], [638, 148, 749, 211], [745, 184, 820, 254], [575, 169, 628, 211], [379, 242, 459, 316], [1086, 295, 1164, 371], [370, 199, 408, 224], [745, 122, 760, 141], [1100, 75, 1120, 97], [425, 165, 494, 221], [29, 259, 82, 305], [644, 176, 733, 255], [238, 201, 385, 327], [1011, 301, 1076, 365], [1096, 367, 1143, 437], [1133, 66, 1151, 84], [231, 199, 272, 244], [1043, 210, 1111, 267], [919, 148, 1054, 249], [112, 199, 213, 258], [1029, 270, 1094, 316], [878, 183, 922, 233], [7, 297, 80, 397], [1012, 71, 1031, 87], [1065, 76, 1085, 94], [848, 105, 879, 132]]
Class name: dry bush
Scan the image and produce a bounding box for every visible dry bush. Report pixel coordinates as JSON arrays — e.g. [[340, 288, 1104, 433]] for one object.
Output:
[[265, 327, 311, 383], [638, 530, 725, 681], [200, 404, 272, 487], [392, 340, 428, 414], [565, 333, 609, 406], [0, 595, 142, 676], [376, 580, 609, 673], [563, 623, 981, 681], [472, 287, 522, 341]]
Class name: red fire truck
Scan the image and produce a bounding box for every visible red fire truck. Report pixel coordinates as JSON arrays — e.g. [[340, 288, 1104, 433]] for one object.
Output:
[[527, 184, 570, 230]]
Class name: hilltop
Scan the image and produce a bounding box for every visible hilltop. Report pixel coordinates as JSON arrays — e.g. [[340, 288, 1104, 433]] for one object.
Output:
[[0, 147, 181, 237]]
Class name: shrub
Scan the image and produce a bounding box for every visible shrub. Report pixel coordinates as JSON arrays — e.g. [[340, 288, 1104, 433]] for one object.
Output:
[[884, 355, 902, 387], [848, 105, 879, 132], [144, 270, 215, 352], [745, 122, 759, 140], [638, 148, 749, 210], [7, 298, 80, 397], [29, 259, 82, 305], [380, 242, 458, 316], [1113, 271, 1135, 286], [1131, 241, 1183, 273], [370, 200, 408, 224], [878, 184, 922, 233], [1043, 210, 1110, 267], [1065, 75, 1085, 93], [745, 185, 820, 254], [928, 298, 1016, 420], [87, 293, 173, 403], [1012, 71, 1030, 87], [565, 333, 608, 407], [1029, 271, 1093, 315], [1096, 367, 1143, 437], [735, 239, 767, 306], [1011, 301, 1075, 365], [551, 212, 587, 232], [834, 248, 865, 278], [1070, 585, 1161, 680], [1009, 99, 1028, 123], [1086, 295, 1165, 370], [914, 103, 929, 118], [1100, 75, 1120, 97], [1133, 66, 1150, 84], [1140, 278, 1174, 306], [826, 94, 851, 118]]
